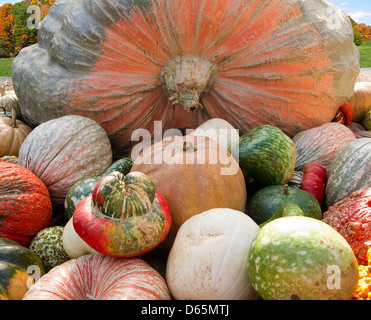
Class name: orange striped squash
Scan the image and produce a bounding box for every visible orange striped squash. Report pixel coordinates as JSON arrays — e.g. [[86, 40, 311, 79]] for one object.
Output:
[[12, 0, 359, 156], [292, 123, 356, 171], [22, 254, 171, 300]]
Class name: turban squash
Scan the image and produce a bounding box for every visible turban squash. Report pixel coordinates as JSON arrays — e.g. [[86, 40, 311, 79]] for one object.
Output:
[[12, 0, 359, 157]]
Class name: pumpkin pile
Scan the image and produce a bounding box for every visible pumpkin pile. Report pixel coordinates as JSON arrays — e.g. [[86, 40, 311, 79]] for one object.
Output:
[[1, 0, 371, 301]]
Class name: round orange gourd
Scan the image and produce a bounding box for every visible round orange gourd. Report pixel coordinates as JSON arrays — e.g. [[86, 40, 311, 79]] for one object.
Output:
[[347, 82, 371, 122], [131, 135, 247, 254], [12, 0, 359, 156], [0, 109, 32, 157]]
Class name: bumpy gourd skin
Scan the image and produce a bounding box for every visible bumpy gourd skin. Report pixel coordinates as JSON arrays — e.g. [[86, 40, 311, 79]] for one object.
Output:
[[352, 243, 371, 300], [73, 171, 171, 257]]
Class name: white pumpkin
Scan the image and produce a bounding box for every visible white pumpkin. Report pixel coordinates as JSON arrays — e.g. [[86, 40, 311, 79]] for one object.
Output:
[[62, 218, 98, 259], [166, 208, 259, 300], [0, 86, 21, 118], [190, 118, 240, 151]]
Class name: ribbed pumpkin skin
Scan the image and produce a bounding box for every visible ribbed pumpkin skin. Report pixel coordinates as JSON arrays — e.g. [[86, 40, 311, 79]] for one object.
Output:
[[292, 123, 356, 171], [23, 254, 171, 300], [0, 162, 52, 246], [18, 115, 112, 208], [12, 0, 359, 156], [0, 116, 32, 157], [73, 191, 171, 258], [64, 157, 133, 220], [131, 135, 247, 255], [322, 187, 371, 266], [325, 138, 371, 207]]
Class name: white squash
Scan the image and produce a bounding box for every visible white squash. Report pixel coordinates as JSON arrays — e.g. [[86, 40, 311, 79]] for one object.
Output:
[[166, 208, 259, 300], [62, 218, 98, 259], [190, 118, 239, 151], [0, 86, 21, 119]]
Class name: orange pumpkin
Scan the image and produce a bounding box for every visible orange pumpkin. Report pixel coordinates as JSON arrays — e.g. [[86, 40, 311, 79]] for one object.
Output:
[[0, 109, 32, 157], [12, 0, 359, 156], [131, 135, 247, 254]]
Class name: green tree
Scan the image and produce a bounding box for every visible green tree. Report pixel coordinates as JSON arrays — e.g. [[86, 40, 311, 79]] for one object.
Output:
[[11, 1, 38, 55], [348, 16, 363, 46]]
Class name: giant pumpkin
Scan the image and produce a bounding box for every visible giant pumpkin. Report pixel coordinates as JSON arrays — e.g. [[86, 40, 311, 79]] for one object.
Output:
[[12, 0, 359, 157]]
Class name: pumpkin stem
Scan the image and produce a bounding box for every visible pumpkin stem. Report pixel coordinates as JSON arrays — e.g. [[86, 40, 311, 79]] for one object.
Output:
[[161, 55, 217, 113], [0, 85, 5, 97], [283, 184, 290, 195], [182, 141, 197, 152], [9, 108, 18, 128]]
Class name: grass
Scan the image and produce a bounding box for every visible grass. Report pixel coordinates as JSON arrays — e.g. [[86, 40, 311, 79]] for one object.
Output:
[[358, 41, 371, 68], [0, 58, 14, 77]]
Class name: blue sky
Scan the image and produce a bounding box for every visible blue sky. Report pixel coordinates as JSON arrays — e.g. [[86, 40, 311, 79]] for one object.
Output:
[[1, 0, 371, 25]]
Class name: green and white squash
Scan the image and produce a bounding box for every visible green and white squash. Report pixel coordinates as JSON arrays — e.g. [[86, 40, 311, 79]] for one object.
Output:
[[29, 226, 70, 272], [71, 171, 172, 258], [64, 157, 133, 220], [247, 216, 359, 300], [325, 138, 371, 207]]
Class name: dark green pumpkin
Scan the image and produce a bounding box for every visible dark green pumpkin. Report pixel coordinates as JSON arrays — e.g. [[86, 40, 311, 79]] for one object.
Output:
[[259, 203, 304, 228], [230, 125, 296, 193], [64, 157, 133, 219], [249, 184, 322, 225], [0, 237, 45, 300]]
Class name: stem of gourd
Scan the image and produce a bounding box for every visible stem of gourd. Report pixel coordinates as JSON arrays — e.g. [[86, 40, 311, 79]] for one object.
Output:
[[161, 55, 217, 112], [284, 184, 290, 195], [182, 141, 197, 152], [9, 109, 17, 128], [0, 85, 5, 97]]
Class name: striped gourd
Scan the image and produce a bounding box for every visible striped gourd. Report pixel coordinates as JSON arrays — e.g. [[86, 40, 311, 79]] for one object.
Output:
[[293, 122, 356, 171], [287, 171, 303, 189], [325, 138, 371, 207], [18, 115, 112, 208], [23, 254, 171, 300], [232, 125, 296, 193]]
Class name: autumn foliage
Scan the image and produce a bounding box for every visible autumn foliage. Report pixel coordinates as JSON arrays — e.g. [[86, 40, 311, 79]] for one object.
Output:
[[0, 0, 55, 58]]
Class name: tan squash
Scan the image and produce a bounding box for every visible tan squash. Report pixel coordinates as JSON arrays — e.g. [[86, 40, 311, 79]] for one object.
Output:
[[0, 109, 32, 157], [347, 82, 371, 122], [131, 134, 247, 255], [0, 85, 21, 120]]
